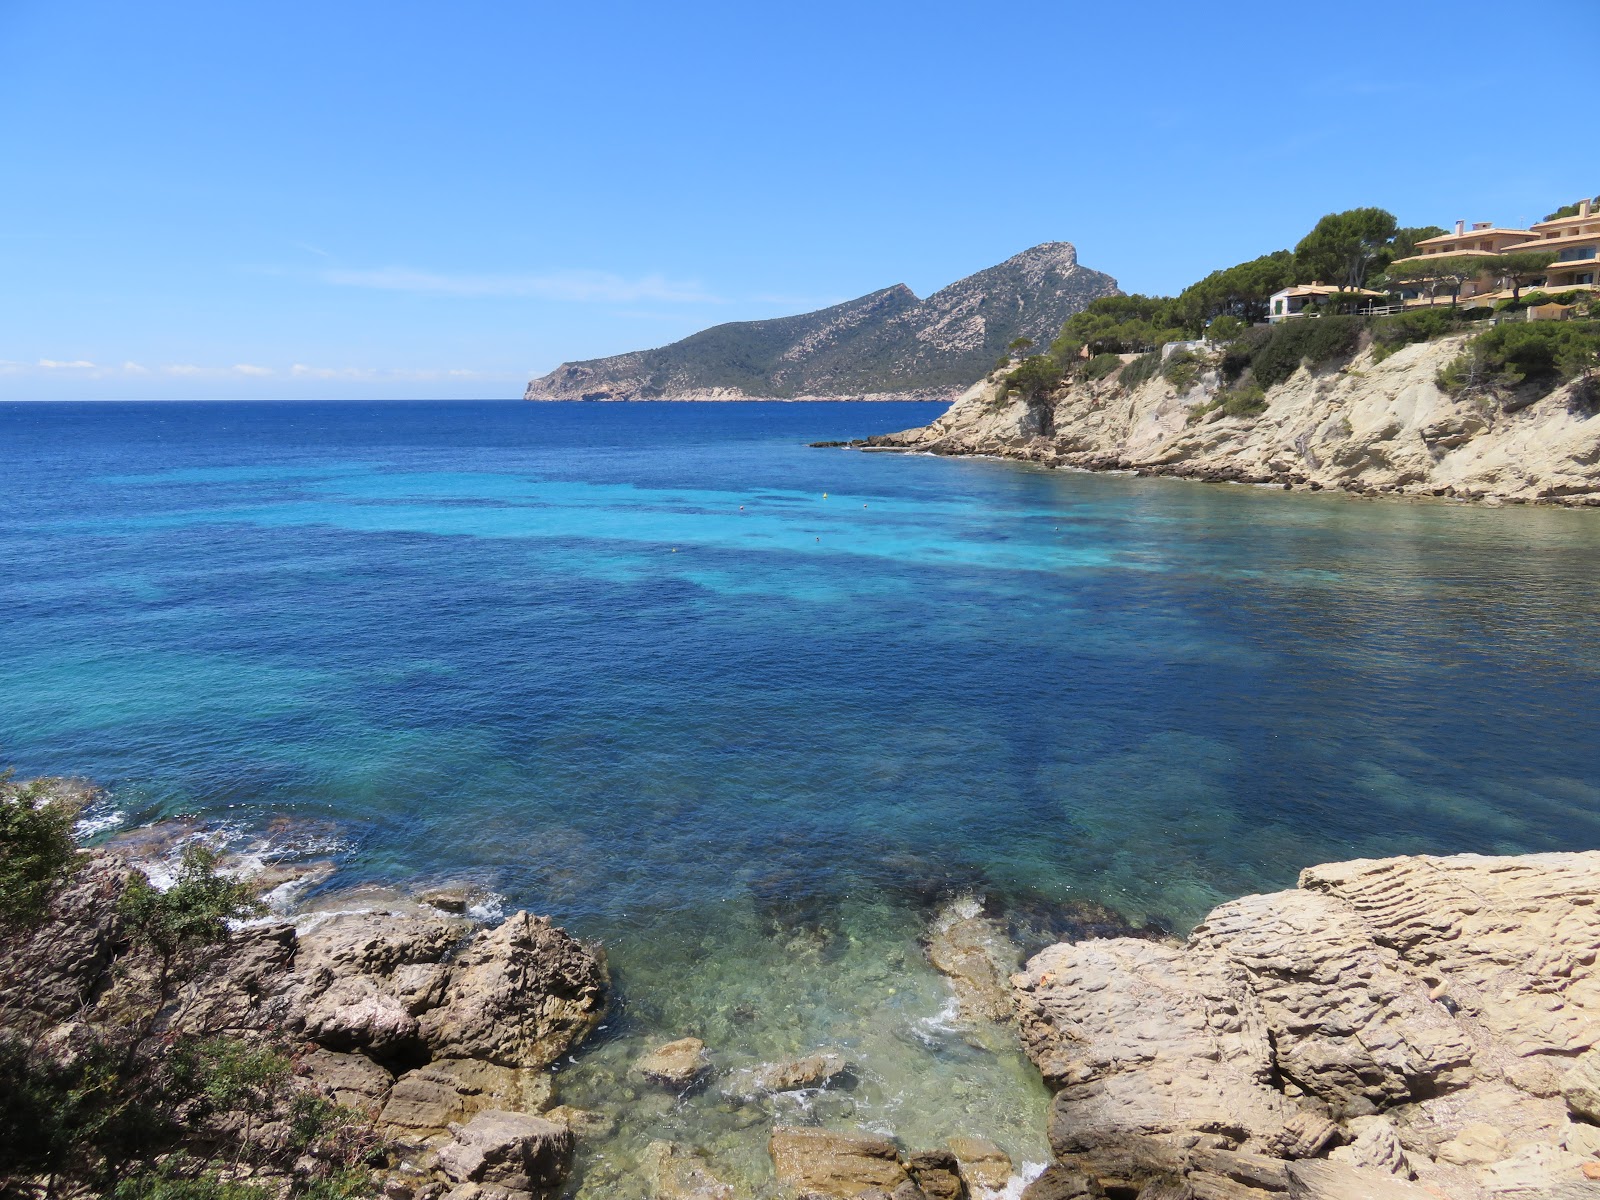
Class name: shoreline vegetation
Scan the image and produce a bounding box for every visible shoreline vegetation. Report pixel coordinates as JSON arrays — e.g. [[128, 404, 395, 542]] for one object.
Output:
[[13, 776, 1600, 1199], [825, 201, 1600, 508]]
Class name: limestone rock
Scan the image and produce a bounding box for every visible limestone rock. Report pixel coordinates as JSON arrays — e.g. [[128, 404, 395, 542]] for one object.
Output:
[[435, 1110, 572, 1198], [381, 1060, 553, 1137], [420, 913, 607, 1068], [642, 1141, 736, 1200], [0, 853, 135, 1025], [1013, 850, 1600, 1200], [1326, 1118, 1408, 1177], [769, 1126, 910, 1198], [1564, 1049, 1600, 1122], [543, 1105, 615, 1140], [945, 1137, 1012, 1191], [927, 899, 1021, 1024], [636, 1037, 712, 1090], [300, 1048, 394, 1112], [1284, 1160, 1434, 1199], [906, 1149, 966, 1200], [1019, 1165, 1100, 1199], [1013, 937, 1293, 1159]]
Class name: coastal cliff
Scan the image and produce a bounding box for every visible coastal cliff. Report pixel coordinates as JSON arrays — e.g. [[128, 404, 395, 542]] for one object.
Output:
[[524, 243, 1119, 401], [851, 331, 1600, 506]]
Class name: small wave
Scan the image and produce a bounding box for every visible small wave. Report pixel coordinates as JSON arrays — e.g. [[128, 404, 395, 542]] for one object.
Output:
[[979, 1161, 1047, 1200], [466, 892, 505, 922], [74, 807, 127, 839]]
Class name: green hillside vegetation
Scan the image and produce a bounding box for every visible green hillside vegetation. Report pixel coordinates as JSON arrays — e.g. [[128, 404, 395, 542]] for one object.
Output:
[[999, 204, 1600, 413]]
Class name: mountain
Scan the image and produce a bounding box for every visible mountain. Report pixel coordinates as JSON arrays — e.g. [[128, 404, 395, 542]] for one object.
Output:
[[524, 242, 1120, 400]]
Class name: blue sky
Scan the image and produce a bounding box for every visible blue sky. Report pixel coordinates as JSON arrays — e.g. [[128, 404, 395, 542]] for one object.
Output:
[[3, 0, 1596, 400]]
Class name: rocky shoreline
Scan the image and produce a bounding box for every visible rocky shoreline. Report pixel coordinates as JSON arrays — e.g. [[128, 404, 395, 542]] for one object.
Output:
[[12, 790, 1600, 1199], [825, 333, 1600, 508]]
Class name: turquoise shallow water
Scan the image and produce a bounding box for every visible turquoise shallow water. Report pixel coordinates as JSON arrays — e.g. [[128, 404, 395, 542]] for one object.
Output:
[[5, 399, 1600, 1193]]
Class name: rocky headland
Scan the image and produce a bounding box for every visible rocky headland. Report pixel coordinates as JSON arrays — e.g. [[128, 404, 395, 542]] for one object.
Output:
[[524, 244, 1119, 402], [839, 332, 1600, 507]]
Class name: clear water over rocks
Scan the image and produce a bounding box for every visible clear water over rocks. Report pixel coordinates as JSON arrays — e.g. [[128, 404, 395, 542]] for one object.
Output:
[[4, 399, 1600, 1194]]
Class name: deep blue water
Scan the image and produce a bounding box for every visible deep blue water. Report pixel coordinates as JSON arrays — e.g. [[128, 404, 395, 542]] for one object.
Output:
[[5, 399, 1600, 1187]]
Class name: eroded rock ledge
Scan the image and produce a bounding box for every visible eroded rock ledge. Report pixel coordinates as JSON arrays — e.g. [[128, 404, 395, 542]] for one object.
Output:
[[1011, 851, 1600, 1199]]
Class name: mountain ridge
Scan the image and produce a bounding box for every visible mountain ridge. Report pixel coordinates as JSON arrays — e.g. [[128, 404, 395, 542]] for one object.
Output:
[[524, 242, 1120, 401]]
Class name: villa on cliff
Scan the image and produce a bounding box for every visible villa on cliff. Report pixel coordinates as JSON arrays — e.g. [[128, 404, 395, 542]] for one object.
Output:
[[1388, 198, 1600, 307]]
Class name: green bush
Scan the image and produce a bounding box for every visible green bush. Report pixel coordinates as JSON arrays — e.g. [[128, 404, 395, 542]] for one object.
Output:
[[1118, 350, 1162, 390], [1000, 354, 1063, 402], [1440, 320, 1600, 395], [1370, 308, 1456, 361], [1080, 352, 1122, 381], [1224, 383, 1269, 417], [1206, 314, 1247, 342], [1163, 350, 1203, 391], [0, 774, 84, 930], [1246, 316, 1364, 389]]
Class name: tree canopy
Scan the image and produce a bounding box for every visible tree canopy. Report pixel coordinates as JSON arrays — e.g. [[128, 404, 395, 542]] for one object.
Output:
[[1174, 251, 1297, 328], [1293, 208, 1400, 289]]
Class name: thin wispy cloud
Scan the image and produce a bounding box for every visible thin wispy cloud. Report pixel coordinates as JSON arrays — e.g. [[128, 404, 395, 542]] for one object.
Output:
[[233, 364, 274, 376], [38, 358, 98, 369], [319, 266, 722, 305]]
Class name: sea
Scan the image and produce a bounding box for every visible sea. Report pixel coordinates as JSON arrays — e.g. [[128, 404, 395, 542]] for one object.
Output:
[[4, 398, 1600, 1195]]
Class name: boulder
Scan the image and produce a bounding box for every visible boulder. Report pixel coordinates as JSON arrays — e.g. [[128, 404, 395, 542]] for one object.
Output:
[[906, 1149, 966, 1200], [435, 1110, 572, 1198], [420, 913, 607, 1068], [1284, 1161, 1435, 1199], [769, 1126, 910, 1198], [945, 1137, 1012, 1191], [636, 1037, 712, 1090], [1564, 1049, 1600, 1123], [1019, 1165, 1100, 1199], [300, 1047, 395, 1112], [380, 1060, 553, 1137]]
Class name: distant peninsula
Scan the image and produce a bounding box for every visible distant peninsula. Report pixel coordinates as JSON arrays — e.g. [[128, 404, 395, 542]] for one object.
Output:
[[523, 242, 1120, 401]]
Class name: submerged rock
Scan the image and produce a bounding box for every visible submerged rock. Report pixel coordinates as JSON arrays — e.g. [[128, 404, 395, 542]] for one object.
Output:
[[636, 1037, 712, 1091], [641, 1141, 736, 1200], [725, 1051, 852, 1099], [925, 898, 1022, 1025]]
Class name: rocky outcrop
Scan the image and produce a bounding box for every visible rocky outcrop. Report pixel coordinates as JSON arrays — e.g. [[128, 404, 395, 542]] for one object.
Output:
[[850, 334, 1600, 506], [925, 899, 1023, 1025], [0, 846, 607, 1197], [525, 244, 1119, 401], [1012, 851, 1600, 1200]]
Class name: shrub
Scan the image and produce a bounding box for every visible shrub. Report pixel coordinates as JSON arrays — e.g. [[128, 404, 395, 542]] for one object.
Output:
[[1440, 320, 1600, 395], [1163, 350, 1203, 391], [1118, 350, 1162, 390], [1370, 308, 1456, 361], [1247, 316, 1364, 389], [0, 774, 84, 930], [1460, 306, 1495, 322], [1000, 354, 1064, 402], [1080, 352, 1122, 381], [1206, 314, 1247, 342], [1224, 383, 1269, 417]]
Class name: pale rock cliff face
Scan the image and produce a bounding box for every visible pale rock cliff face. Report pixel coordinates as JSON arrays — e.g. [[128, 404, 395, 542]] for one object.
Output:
[[861, 333, 1600, 506], [525, 243, 1119, 401], [1013, 851, 1600, 1199]]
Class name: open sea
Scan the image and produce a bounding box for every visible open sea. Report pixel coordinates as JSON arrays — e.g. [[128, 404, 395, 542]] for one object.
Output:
[[5, 398, 1600, 1194]]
